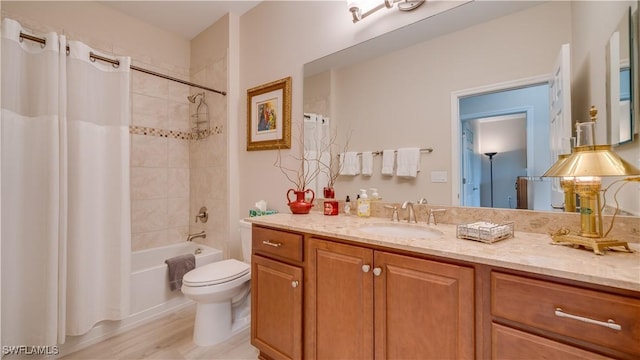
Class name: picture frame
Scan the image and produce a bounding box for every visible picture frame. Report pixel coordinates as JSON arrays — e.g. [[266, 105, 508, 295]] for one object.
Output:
[[247, 76, 292, 151]]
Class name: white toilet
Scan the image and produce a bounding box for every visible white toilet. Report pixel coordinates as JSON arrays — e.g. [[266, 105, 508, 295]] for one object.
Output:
[[181, 219, 252, 346]]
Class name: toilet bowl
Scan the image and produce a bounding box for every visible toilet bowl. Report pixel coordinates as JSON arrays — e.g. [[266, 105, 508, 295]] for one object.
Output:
[[181, 219, 253, 346]]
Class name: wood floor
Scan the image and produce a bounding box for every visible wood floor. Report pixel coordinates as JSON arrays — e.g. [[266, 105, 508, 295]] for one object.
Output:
[[61, 305, 258, 360]]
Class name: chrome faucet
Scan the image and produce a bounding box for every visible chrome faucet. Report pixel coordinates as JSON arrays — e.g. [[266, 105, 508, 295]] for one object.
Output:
[[187, 230, 206, 242], [401, 201, 417, 223]]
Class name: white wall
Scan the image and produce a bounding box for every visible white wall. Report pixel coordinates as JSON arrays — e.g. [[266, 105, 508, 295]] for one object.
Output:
[[1, 1, 190, 69]]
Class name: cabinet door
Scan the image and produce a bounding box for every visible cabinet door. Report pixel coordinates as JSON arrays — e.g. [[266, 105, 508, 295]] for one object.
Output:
[[374, 251, 475, 360], [251, 255, 302, 360], [306, 238, 374, 359]]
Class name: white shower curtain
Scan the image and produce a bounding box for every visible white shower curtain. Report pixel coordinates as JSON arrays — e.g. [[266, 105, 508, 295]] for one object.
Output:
[[1, 18, 131, 345]]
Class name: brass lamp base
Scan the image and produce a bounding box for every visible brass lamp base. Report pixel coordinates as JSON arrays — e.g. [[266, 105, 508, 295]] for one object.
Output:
[[551, 234, 633, 255]]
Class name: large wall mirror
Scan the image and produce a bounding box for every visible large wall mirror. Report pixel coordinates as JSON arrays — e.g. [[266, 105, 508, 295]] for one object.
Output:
[[608, 5, 637, 145], [304, 0, 639, 214]]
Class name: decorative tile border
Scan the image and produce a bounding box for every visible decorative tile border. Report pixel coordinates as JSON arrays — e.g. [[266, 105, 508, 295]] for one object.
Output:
[[129, 125, 224, 140]]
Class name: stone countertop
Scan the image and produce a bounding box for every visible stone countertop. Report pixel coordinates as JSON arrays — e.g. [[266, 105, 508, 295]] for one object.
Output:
[[246, 213, 640, 292]]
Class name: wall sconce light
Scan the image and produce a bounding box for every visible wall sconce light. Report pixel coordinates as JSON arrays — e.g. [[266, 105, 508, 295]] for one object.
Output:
[[542, 107, 640, 255], [348, 0, 426, 23]]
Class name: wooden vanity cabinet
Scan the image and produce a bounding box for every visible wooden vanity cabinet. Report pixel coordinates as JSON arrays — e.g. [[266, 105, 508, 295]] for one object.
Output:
[[250, 223, 639, 360], [251, 226, 304, 360], [306, 237, 475, 359]]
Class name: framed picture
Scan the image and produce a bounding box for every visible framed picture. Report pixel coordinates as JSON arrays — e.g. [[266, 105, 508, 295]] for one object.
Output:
[[247, 76, 291, 151]]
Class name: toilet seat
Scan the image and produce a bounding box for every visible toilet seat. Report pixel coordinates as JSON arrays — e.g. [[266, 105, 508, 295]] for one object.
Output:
[[183, 259, 250, 287]]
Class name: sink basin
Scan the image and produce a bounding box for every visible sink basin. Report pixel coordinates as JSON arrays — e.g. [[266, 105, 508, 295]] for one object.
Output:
[[357, 223, 443, 239]]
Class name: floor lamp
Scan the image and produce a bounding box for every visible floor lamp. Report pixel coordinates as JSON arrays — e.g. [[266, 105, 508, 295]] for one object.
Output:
[[484, 152, 497, 207]]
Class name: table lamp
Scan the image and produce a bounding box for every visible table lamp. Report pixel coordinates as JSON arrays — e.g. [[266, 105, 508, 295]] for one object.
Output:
[[542, 107, 640, 255]]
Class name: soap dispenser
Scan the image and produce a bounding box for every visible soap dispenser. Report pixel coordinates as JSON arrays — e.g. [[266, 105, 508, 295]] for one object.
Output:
[[357, 189, 371, 217], [369, 188, 380, 201]]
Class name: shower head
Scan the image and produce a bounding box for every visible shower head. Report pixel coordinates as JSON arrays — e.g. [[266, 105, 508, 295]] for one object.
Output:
[[187, 92, 204, 103]]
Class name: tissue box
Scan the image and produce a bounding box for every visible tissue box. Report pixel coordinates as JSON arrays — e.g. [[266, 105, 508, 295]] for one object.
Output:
[[456, 221, 514, 243], [249, 209, 278, 217]]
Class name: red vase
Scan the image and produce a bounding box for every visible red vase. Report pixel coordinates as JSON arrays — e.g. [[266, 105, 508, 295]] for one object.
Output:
[[286, 188, 315, 214], [323, 187, 335, 199]]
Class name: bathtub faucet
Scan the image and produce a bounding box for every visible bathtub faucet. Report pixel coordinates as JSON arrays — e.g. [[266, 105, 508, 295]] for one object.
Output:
[[187, 231, 206, 242]]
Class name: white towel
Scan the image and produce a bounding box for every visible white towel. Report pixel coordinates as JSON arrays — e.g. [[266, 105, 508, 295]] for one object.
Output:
[[339, 152, 360, 175], [396, 147, 421, 177], [381, 149, 395, 176], [361, 152, 373, 176]]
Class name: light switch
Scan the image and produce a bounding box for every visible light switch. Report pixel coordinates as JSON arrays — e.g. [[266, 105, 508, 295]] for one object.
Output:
[[431, 171, 448, 183]]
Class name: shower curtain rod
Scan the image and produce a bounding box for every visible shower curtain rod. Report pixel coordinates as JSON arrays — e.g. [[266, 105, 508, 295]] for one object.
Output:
[[19, 31, 227, 96]]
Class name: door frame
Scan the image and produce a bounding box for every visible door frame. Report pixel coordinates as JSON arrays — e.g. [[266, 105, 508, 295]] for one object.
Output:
[[461, 112, 530, 207], [450, 74, 551, 205]]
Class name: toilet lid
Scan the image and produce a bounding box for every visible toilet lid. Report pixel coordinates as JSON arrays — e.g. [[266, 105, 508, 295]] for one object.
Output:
[[183, 259, 250, 287]]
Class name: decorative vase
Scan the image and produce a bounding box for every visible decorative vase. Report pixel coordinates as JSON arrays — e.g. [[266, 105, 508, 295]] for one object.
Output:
[[323, 187, 335, 199], [286, 188, 315, 214]]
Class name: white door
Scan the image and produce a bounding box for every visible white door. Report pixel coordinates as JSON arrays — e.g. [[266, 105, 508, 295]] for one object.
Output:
[[548, 43, 572, 207], [462, 125, 480, 207]]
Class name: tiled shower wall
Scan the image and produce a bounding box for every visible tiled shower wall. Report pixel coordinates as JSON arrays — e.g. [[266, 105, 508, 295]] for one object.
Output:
[[188, 55, 229, 255], [130, 54, 228, 252], [130, 64, 192, 251]]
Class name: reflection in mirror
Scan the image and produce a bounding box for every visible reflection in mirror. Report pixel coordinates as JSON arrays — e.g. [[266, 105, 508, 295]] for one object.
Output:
[[303, 1, 639, 215], [607, 6, 635, 144]]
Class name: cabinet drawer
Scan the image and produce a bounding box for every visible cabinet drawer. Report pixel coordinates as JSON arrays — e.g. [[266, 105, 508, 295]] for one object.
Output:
[[491, 272, 640, 356], [492, 323, 612, 359], [253, 226, 303, 262]]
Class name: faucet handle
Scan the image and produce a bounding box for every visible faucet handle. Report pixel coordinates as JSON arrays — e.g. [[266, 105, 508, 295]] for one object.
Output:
[[384, 205, 400, 222], [417, 197, 428, 204], [195, 206, 208, 223], [428, 208, 446, 225]]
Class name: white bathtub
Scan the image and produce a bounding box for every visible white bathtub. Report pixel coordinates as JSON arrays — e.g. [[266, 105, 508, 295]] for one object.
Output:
[[60, 242, 223, 356], [131, 242, 223, 315]]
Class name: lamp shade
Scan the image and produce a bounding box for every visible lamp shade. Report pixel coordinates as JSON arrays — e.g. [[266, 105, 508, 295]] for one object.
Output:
[[543, 145, 640, 177]]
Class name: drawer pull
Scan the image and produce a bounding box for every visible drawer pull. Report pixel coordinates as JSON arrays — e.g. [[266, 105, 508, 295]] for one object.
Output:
[[262, 240, 282, 248], [554, 308, 622, 331], [373, 267, 382, 276], [291, 280, 299, 288], [362, 265, 371, 273]]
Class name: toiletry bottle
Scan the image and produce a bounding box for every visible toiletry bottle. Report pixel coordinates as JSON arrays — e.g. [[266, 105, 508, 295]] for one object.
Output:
[[357, 189, 371, 217], [344, 195, 351, 215], [370, 188, 379, 200]]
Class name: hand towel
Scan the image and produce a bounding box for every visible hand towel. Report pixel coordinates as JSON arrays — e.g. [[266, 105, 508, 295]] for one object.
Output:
[[339, 152, 360, 175], [361, 151, 373, 176], [396, 147, 421, 178], [381, 149, 395, 176], [165, 254, 195, 291]]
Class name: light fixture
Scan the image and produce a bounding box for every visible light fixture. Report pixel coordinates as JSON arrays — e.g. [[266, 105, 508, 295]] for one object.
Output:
[[542, 106, 640, 255], [484, 152, 497, 207], [348, 0, 426, 23]]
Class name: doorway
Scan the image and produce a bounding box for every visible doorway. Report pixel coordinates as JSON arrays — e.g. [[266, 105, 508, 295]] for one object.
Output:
[[451, 79, 552, 210], [461, 113, 528, 208]]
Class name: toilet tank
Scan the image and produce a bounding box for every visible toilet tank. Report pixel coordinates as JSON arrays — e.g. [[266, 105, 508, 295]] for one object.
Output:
[[239, 219, 252, 263]]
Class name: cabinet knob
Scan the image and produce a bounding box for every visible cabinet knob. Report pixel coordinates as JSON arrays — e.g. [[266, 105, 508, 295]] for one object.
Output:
[[291, 280, 299, 288], [362, 264, 371, 273], [373, 267, 382, 276]]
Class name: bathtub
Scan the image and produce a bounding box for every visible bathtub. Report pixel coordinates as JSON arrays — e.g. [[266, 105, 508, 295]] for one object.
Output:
[[60, 242, 223, 356], [130, 242, 223, 315]]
